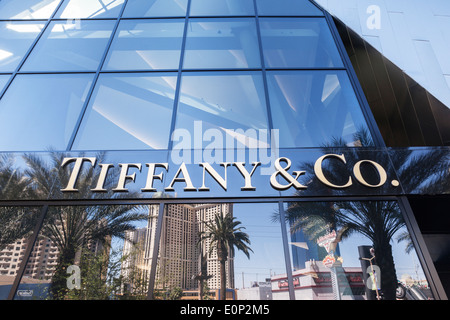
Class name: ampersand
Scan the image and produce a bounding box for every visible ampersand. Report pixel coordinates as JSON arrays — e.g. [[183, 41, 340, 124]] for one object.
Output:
[[270, 157, 307, 190]]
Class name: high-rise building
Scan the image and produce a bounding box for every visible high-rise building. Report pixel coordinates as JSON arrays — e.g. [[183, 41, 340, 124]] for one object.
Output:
[[121, 203, 234, 295]]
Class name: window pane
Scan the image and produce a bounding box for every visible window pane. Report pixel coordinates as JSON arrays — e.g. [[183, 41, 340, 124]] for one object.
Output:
[[123, 0, 187, 18], [174, 72, 268, 147], [0, 0, 61, 20], [267, 70, 374, 147], [73, 73, 177, 151], [0, 75, 11, 92], [190, 0, 255, 16], [0, 74, 93, 151], [21, 20, 115, 72], [154, 203, 285, 300], [103, 19, 184, 71], [256, 0, 323, 16], [55, 0, 125, 19], [0, 206, 42, 299], [283, 201, 434, 300], [0, 22, 44, 72], [260, 18, 343, 68], [184, 19, 261, 69], [13, 204, 152, 300]]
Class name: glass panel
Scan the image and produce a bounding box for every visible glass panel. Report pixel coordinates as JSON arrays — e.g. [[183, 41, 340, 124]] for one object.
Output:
[[190, 0, 255, 16], [103, 19, 184, 71], [267, 70, 374, 148], [0, 75, 11, 92], [72, 73, 177, 151], [282, 200, 434, 300], [174, 72, 269, 149], [256, 0, 323, 16], [21, 20, 115, 72], [153, 203, 284, 300], [0, 206, 42, 300], [13, 204, 154, 300], [0, 22, 44, 72], [123, 0, 187, 18], [260, 18, 343, 68], [0, 0, 61, 20], [184, 18, 261, 69], [0, 74, 93, 151], [55, 0, 125, 19]]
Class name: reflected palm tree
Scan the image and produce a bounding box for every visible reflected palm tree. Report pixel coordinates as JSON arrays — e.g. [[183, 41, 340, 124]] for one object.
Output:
[[0, 154, 39, 251], [283, 128, 450, 300], [198, 211, 252, 300], [23, 152, 148, 299]]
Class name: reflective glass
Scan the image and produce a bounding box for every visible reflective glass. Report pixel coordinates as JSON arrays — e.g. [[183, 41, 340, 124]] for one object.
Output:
[[0, 75, 11, 91], [55, 0, 124, 19], [73, 73, 177, 151], [256, 0, 323, 16], [0, 74, 93, 151], [21, 20, 115, 72], [103, 19, 184, 71], [190, 0, 255, 16], [154, 203, 284, 300], [184, 19, 261, 69], [283, 201, 434, 300], [0, 0, 61, 20], [260, 18, 343, 68], [0, 206, 42, 300], [174, 72, 269, 148], [123, 0, 187, 18], [13, 204, 152, 300], [0, 22, 44, 72], [267, 70, 374, 148]]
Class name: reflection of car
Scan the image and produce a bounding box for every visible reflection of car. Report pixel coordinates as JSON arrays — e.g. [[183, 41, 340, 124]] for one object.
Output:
[[396, 282, 432, 300]]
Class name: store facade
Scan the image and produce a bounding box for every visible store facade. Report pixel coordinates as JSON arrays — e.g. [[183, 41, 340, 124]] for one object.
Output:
[[0, 0, 448, 301]]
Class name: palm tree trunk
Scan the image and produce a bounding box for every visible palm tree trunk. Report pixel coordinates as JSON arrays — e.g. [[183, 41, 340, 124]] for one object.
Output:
[[373, 240, 397, 300], [217, 244, 227, 300], [219, 258, 226, 300], [51, 243, 77, 299]]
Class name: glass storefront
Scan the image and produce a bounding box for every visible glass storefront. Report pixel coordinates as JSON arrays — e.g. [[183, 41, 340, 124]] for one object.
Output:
[[0, 0, 448, 302], [0, 200, 434, 300]]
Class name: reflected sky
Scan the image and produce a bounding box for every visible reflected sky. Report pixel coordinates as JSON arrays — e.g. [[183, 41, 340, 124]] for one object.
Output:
[[0, 74, 93, 151], [21, 20, 115, 72], [184, 18, 261, 69], [267, 70, 372, 148], [55, 0, 125, 19], [0, 21, 44, 72], [122, 0, 187, 18], [73, 73, 177, 151], [190, 0, 255, 16], [0, 0, 61, 19], [103, 19, 184, 71]]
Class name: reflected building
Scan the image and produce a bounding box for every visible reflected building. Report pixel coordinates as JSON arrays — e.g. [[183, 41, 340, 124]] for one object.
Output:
[[121, 204, 234, 294]]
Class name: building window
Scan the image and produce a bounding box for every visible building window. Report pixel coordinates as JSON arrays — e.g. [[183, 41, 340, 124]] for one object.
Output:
[[0, 73, 93, 151], [103, 19, 185, 71], [72, 73, 177, 150], [21, 20, 115, 72]]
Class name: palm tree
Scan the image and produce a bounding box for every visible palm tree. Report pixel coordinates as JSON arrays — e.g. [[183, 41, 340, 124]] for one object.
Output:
[[198, 211, 253, 300], [282, 128, 450, 300], [22, 152, 148, 299], [0, 154, 40, 251]]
